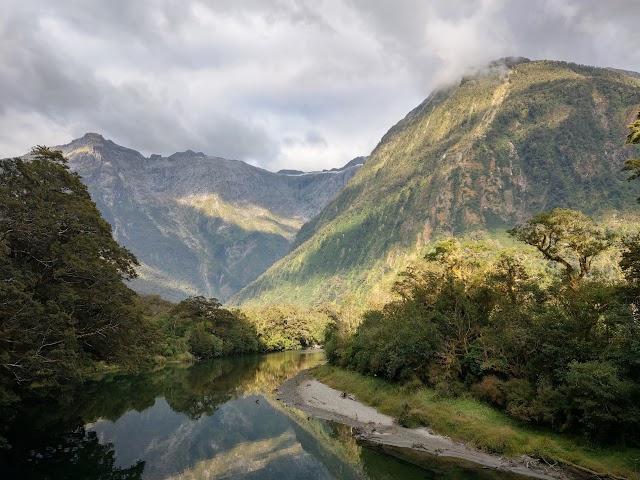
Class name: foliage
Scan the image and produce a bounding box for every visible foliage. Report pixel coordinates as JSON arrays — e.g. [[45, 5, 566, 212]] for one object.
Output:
[[326, 211, 640, 446], [242, 304, 331, 351], [141, 296, 331, 360], [508, 208, 616, 287], [629, 110, 640, 145], [151, 296, 259, 359], [620, 109, 640, 317], [621, 234, 640, 297], [0, 147, 158, 445], [314, 365, 640, 479], [623, 110, 640, 201]]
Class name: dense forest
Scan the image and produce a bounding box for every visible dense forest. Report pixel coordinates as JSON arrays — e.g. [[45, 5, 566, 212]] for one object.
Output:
[[324, 112, 640, 446], [139, 295, 331, 361], [324, 225, 640, 445]]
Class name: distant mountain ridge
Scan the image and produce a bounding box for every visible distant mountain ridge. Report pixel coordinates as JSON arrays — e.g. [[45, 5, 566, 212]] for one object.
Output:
[[233, 59, 640, 307], [55, 133, 363, 301]]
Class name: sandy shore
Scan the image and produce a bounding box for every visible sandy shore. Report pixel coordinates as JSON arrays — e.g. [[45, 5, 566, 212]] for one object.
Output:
[[277, 370, 572, 480]]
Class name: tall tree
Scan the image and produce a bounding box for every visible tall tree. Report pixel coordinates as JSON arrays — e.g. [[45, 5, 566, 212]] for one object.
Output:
[[623, 110, 640, 201], [508, 209, 615, 288], [620, 110, 640, 296], [0, 147, 152, 400]]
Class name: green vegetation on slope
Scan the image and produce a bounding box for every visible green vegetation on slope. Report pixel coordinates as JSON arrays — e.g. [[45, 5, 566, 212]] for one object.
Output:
[[234, 60, 640, 308], [317, 203, 640, 477], [0, 147, 338, 448]]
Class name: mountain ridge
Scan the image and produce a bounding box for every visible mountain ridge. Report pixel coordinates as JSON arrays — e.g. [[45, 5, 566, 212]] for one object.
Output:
[[53, 133, 364, 301]]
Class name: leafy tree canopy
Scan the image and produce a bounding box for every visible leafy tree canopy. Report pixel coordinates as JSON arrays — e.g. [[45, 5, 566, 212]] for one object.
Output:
[[0, 147, 155, 418], [508, 208, 615, 288], [621, 111, 640, 294], [623, 110, 640, 200]]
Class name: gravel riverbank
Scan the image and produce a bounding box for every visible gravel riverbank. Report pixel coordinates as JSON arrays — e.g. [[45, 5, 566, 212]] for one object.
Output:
[[277, 369, 572, 480]]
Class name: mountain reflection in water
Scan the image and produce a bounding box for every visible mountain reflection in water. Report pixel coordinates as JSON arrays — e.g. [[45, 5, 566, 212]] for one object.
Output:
[[1, 350, 527, 480]]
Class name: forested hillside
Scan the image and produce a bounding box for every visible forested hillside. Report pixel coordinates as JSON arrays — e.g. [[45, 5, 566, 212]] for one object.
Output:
[[234, 59, 640, 307], [311, 106, 640, 475], [0, 148, 336, 447]]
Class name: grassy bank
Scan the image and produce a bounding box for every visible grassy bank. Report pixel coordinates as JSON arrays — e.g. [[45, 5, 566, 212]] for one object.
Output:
[[312, 365, 640, 480]]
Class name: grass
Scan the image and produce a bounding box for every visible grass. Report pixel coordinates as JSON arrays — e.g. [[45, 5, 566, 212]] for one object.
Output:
[[312, 365, 640, 480]]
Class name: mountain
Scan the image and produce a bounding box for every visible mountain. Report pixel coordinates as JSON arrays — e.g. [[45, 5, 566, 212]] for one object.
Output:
[[233, 58, 640, 307], [56, 134, 363, 301]]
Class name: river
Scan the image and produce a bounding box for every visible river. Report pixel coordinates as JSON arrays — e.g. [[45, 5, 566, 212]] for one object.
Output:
[[1, 350, 527, 479]]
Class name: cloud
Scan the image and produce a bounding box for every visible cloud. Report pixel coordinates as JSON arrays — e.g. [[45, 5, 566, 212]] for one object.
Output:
[[1, 0, 639, 171]]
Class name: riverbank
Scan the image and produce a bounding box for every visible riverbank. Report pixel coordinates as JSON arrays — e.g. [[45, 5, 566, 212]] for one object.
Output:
[[278, 369, 567, 479], [278, 367, 640, 480]]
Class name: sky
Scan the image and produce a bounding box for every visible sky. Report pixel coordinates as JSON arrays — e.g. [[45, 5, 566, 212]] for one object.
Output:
[[1, 0, 640, 172]]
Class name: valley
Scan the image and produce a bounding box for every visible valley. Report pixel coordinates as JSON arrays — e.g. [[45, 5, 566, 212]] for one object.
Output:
[[3, 57, 640, 480], [57, 133, 364, 301]]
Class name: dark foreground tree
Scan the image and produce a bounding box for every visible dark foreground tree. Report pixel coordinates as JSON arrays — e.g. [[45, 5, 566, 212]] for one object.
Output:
[[0, 147, 156, 433]]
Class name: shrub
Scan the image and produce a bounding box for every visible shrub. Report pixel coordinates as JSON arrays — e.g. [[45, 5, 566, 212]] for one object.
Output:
[[472, 375, 506, 406]]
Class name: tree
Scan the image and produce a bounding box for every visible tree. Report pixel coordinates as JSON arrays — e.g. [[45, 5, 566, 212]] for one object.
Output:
[[622, 110, 640, 201], [621, 235, 640, 293], [620, 110, 640, 294], [508, 209, 615, 288], [628, 110, 640, 145], [562, 361, 640, 444], [0, 147, 153, 409], [167, 296, 259, 357]]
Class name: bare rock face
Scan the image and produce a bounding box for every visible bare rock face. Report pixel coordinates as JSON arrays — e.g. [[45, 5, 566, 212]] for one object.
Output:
[[57, 133, 363, 302]]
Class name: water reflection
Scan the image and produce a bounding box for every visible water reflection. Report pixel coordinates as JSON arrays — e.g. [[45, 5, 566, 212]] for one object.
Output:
[[1, 351, 528, 479]]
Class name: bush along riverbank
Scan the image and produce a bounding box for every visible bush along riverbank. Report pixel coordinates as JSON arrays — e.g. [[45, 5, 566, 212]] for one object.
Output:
[[138, 295, 333, 363]]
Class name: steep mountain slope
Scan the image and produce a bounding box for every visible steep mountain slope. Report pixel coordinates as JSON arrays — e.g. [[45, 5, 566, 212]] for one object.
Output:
[[57, 134, 363, 301], [234, 59, 640, 307]]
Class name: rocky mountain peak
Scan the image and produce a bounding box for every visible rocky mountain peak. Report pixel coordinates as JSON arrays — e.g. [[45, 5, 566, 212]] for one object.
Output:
[[61, 132, 105, 149], [54, 135, 364, 302], [83, 132, 105, 141], [168, 149, 207, 160]]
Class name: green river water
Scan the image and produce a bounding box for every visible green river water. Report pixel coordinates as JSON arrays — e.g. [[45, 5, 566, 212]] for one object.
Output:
[[1, 350, 528, 479]]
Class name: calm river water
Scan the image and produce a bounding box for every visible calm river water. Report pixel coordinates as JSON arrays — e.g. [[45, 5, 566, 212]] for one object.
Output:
[[1, 350, 527, 479]]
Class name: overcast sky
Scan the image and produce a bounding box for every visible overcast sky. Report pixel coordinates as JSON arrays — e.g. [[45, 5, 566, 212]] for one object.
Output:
[[2, 0, 639, 171]]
